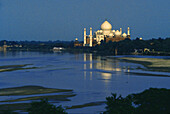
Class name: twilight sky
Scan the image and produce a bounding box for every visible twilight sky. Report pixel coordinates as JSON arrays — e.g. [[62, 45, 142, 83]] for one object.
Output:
[[0, 0, 169, 41]]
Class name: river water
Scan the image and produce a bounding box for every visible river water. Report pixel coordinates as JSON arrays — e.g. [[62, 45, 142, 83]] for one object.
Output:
[[0, 51, 170, 113]]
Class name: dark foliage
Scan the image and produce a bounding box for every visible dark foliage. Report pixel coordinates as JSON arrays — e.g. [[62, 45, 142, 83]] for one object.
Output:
[[0, 40, 73, 51], [27, 99, 67, 114], [1, 37, 170, 55], [104, 88, 170, 114], [93, 37, 170, 55], [131, 88, 170, 114], [104, 93, 135, 114]]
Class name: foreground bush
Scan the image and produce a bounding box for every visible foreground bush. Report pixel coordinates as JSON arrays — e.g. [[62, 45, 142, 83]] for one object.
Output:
[[27, 99, 67, 114], [104, 93, 135, 114], [104, 88, 170, 114]]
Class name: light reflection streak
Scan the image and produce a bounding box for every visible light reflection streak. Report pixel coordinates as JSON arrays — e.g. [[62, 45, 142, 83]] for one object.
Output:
[[101, 73, 112, 80], [90, 53, 93, 80], [84, 53, 87, 80]]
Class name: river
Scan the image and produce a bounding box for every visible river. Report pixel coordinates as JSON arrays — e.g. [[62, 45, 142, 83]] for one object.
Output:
[[0, 51, 170, 113]]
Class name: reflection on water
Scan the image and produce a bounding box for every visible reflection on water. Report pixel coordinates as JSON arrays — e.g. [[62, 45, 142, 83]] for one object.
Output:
[[90, 53, 93, 80], [83, 53, 93, 80], [101, 73, 112, 80], [83, 53, 131, 83], [0, 51, 6, 57], [84, 53, 87, 80]]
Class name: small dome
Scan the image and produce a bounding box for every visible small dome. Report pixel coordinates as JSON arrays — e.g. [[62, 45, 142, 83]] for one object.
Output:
[[99, 30, 103, 33], [115, 30, 121, 36], [122, 33, 127, 37], [109, 33, 113, 37], [101, 21, 112, 30]]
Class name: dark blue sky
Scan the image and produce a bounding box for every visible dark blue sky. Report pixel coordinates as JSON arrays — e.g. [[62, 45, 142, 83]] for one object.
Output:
[[0, 0, 169, 41]]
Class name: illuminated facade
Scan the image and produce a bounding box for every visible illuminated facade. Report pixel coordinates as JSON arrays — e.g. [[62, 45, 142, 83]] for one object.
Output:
[[83, 20, 131, 47]]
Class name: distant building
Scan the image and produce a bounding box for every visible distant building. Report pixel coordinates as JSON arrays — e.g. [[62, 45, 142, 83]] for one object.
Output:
[[0, 41, 23, 51], [53, 47, 65, 52], [74, 38, 83, 47], [74, 20, 131, 47], [0, 41, 7, 51]]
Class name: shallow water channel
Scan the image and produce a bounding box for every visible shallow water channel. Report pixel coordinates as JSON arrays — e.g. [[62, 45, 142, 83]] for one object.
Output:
[[0, 51, 170, 113]]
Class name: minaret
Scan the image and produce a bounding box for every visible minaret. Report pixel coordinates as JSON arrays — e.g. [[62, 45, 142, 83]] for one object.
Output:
[[84, 28, 86, 46], [89, 27, 92, 47], [127, 27, 130, 35], [120, 28, 122, 34], [127, 27, 130, 39], [3, 41, 7, 52]]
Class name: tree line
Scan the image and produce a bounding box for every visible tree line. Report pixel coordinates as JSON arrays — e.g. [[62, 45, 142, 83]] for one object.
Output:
[[1, 37, 170, 55], [93, 37, 170, 55]]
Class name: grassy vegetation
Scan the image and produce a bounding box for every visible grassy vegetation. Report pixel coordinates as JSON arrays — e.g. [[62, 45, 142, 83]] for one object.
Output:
[[0, 67, 38, 72], [0, 100, 105, 113], [0, 94, 76, 103], [0, 99, 68, 114], [0, 85, 73, 96], [0, 103, 31, 112], [0, 86, 75, 113], [0, 64, 39, 72], [126, 72, 170, 77]]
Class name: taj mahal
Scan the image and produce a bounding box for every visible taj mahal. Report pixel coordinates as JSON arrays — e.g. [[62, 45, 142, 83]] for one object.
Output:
[[74, 20, 131, 47]]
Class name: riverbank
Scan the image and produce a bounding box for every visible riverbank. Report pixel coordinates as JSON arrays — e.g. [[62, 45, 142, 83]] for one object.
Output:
[[113, 57, 170, 72]]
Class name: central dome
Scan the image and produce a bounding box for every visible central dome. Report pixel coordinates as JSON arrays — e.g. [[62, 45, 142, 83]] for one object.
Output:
[[101, 21, 112, 30]]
